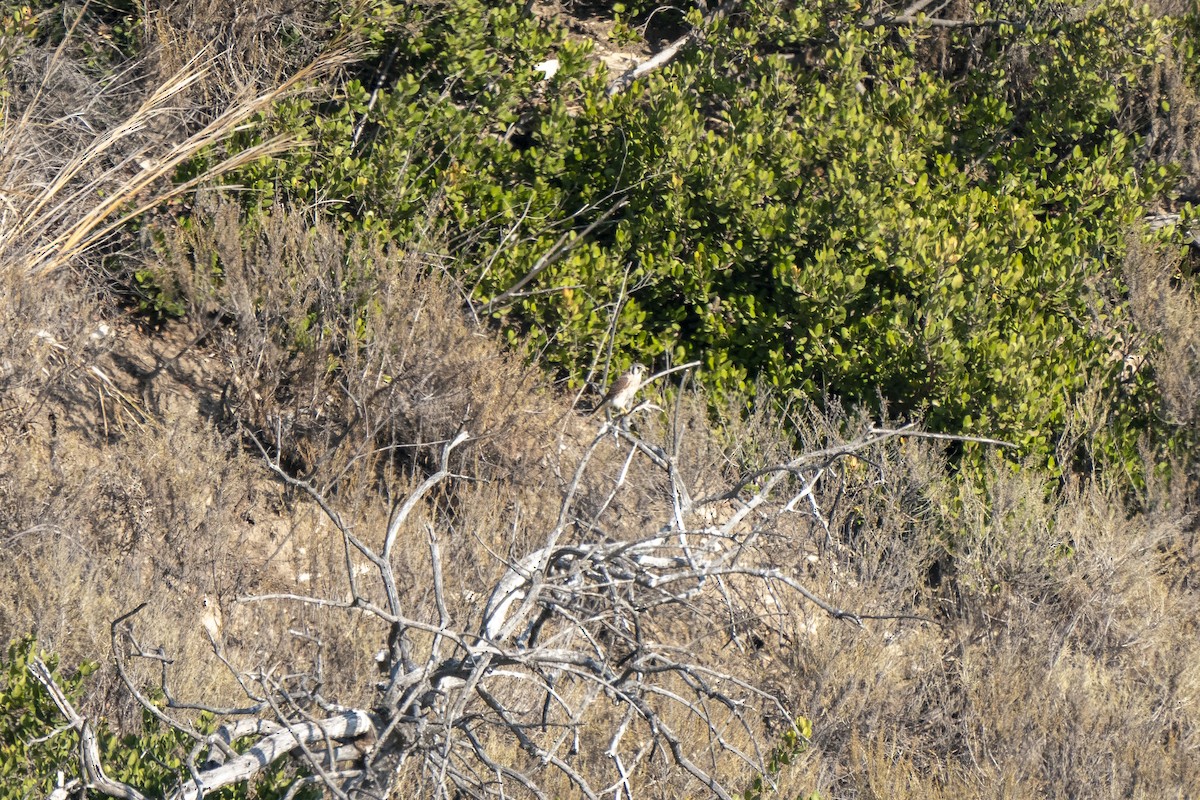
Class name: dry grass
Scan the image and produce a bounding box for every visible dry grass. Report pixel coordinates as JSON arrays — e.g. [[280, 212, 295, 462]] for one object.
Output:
[[0, 2, 350, 280], [757, 446, 1200, 799], [139, 0, 332, 100], [5, 225, 1199, 795], [0, 0, 353, 730]]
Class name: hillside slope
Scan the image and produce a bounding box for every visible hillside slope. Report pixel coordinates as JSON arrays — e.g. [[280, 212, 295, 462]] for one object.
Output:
[[1, 1, 1199, 798]]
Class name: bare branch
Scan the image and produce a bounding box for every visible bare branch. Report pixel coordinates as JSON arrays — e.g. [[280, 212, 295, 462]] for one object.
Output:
[[607, 2, 736, 97], [176, 711, 377, 800], [868, 425, 1018, 449], [29, 657, 149, 800], [74, 364, 957, 798], [480, 199, 629, 315], [383, 430, 469, 560]]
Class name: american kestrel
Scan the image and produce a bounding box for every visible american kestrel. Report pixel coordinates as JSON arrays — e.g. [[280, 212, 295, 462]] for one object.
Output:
[[200, 595, 223, 643], [590, 364, 647, 417]]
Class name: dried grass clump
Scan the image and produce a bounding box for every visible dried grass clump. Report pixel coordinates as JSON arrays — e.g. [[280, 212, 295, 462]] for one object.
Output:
[[0, 412, 257, 720], [0, 362, 392, 730], [139, 0, 332, 102], [0, 5, 343, 281]]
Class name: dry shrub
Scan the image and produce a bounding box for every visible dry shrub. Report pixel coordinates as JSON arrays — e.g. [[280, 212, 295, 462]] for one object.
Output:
[[1125, 235, 1200, 432], [0, 343, 389, 730], [155, 197, 553, 494], [763, 436, 1200, 800], [0, 236, 376, 735]]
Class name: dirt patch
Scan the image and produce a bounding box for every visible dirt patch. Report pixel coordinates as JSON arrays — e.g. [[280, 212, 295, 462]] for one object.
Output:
[[530, 0, 654, 80]]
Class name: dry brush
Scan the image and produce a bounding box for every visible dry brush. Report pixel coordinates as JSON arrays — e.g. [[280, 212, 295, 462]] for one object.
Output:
[[29, 392, 935, 799]]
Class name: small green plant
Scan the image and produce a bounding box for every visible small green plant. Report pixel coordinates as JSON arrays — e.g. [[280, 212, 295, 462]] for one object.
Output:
[[131, 265, 188, 320], [743, 716, 819, 800]]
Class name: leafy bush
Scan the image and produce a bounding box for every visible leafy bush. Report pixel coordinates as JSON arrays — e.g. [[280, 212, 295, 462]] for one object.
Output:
[[0, 637, 92, 797], [219, 0, 1177, 470]]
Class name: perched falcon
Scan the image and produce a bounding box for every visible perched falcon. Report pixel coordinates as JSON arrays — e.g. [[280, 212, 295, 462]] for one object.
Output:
[[200, 594, 223, 643], [590, 364, 647, 417]]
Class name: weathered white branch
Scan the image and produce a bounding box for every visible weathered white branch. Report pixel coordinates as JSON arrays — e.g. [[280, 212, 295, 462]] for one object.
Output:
[[606, 2, 736, 97], [606, 32, 695, 97], [383, 430, 469, 560], [179, 711, 377, 800], [31, 654, 379, 800], [29, 657, 149, 800]]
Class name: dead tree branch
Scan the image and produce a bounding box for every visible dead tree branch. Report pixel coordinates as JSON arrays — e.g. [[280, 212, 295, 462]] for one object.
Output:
[[28, 657, 149, 800], [607, 2, 737, 97], [46, 390, 963, 798]]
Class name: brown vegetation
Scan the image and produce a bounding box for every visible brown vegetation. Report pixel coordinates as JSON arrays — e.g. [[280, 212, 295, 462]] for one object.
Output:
[[6, 217, 1200, 794]]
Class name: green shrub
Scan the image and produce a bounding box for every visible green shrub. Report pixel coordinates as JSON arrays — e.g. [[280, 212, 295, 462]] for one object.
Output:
[[216, 0, 1177, 470], [0, 637, 92, 798]]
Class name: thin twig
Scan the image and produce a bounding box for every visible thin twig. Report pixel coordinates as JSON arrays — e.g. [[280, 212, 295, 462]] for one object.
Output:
[[480, 199, 629, 315], [868, 425, 1018, 449]]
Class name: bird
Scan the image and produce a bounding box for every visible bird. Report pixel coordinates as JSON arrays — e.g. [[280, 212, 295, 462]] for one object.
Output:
[[589, 364, 647, 417], [200, 595, 223, 644], [533, 58, 560, 81]]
